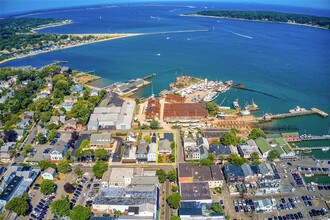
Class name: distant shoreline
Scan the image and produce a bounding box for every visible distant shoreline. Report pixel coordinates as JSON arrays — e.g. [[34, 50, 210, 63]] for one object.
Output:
[[182, 14, 329, 31]]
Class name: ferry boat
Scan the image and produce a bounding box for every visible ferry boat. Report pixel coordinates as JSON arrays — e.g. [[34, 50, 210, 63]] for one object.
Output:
[[245, 99, 260, 111], [322, 147, 329, 151], [233, 99, 241, 110], [203, 92, 220, 102], [289, 106, 307, 113]]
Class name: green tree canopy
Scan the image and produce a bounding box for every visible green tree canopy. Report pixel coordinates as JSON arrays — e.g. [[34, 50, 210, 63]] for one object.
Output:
[[156, 169, 167, 183], [212, 204, 223, 213], [94, 149, 108, 161], [22, 144, 33, 156], [150, 119, 160, 130], [36, 132, 47, 144], [92, 161, 108, 178], [38, 160, 56, 171], [167, 192, 181, 209], [57, 160, 71, 173], [170, 216, 181, 220], [51, 199, 70, 217], [168, 170, 177, 182], [47, 129, 57, 142], [5, 197, 29, 216], [69, 205, 91, 220], [251, 152, 260, 160], [40, 179, 56, 195], [74, 167, 83, 177], [205, 101, 219, 116], [228, 154, 248, 166], [248, 128, 266, 140], [220, 131, 239, 146], [268, 150, 278, 161]]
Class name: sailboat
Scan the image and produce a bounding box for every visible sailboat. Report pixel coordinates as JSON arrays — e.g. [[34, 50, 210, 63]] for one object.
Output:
[[245, 98, 260, 111]]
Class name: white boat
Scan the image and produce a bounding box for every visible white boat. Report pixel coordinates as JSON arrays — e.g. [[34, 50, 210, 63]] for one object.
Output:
[[322, 147, 329, 151], [203, 92, 220, 102], [289, 106, 307, 113], [233, 99, 240, 110], [245, 98, 260, 111], [240, 110, 251, 116]]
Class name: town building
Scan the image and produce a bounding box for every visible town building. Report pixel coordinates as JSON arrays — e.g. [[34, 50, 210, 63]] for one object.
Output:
[[136, 140, 149, 162], [281, 132, 299, 142], [41, 167, 56, 180], [163, 103, 208, 121], [158, 139, 172, 155], [165, 94, 185, 103], [238, 141, 260, 159], [255, 198, 274, 212], [90, 89, 99, 96], [272, 137, 295, 158], [108, 168, 134, 187], [121, 142, 137, 163], [255, 137, 272, 158], [16, 119, 31, 129], [49, 133, 71, 161], [145, 97, 161, 120], [60, 102, 74, 111], [89, 133, 112, 149], [180, 182, 212, 203], [208, 144, 232, 158], [223, 164, 245, 184], [0, 142, 15, 160], [131, 176, 159, 187], [179, 202, 225, 220], [147, 143, 156, 162]]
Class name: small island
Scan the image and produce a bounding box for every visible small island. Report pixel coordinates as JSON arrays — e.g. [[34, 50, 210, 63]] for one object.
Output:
[[188, 10, 330, 29]]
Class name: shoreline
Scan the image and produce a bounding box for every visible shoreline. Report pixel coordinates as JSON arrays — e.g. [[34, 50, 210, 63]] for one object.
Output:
[[0, 33, 142, 65], [31, 20, 73, 33], [182, 14, 330, 31]]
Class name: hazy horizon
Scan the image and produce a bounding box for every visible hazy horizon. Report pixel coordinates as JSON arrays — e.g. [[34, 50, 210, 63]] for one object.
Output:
[[1, 0, 330, 17]]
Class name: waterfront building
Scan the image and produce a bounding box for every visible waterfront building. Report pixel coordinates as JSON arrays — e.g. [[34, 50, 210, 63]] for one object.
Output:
[[255, 137, 272, 158], [281, 132, 299, 142], [145, 97, 161, 120], [165, 94, 185, 103], [163, 103, 208, 121]]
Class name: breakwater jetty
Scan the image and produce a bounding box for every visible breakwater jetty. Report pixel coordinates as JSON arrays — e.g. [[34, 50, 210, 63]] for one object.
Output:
[[234, 84, 284, 100], [259, 107, 328, 122]]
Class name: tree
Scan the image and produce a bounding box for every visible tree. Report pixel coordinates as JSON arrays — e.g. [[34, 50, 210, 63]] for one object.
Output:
[[228, 154, 248, 166], [252, 159, 261, 165], [36, 132, 47, 144], [156, 169, 167, 183], [170, 216, 181, 220], [22, 144, 33, 156], [64, 183, 75, 193], [144, 134, 151, 143], [168, 170, 177, 182], [41, 179, 56, 195], [38, 160, 56, 171], [205, 101, 219, 116], [212, 204, 223, 213], [69, 205, 91, 220], [150, 119, 160, 130], [220, 132, 239, 146], [214, 187, 222, 194], [5, 197, 29, 216], [114, 210, 122, 217], [74, 167, 83, 177], [268, 150, 278, 161], [251, 152, 260, 160], [172, 185, 178, 192], [57, 160, 71, 173], [248, 128, 266, 140], [167, 192, 181, 209], [199, 158, 214, 166], [51, 199, 70, 217], [47, 129, 57, 142], [94, 149, 107, 161], [225, 215, 231, 220], [92, 161, 108, 178]]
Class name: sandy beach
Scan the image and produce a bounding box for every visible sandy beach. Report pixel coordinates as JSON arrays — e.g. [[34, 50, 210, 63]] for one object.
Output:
[[182, 14, 329, 30], [0, 33, 142, 65]]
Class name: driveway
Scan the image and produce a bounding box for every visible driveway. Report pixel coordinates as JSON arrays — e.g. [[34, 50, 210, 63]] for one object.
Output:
[[112, 136, 124, 162], [71, 134, 90, 158]]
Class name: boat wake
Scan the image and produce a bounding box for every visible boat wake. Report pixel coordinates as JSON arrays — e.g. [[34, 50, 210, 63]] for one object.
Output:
[[223, 29, 253, 39]]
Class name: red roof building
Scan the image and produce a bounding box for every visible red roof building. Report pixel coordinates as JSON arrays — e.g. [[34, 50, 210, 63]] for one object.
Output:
[[164, 103, 208, 120], [146, 97, 161, 120], [165, 94, 185, 103]]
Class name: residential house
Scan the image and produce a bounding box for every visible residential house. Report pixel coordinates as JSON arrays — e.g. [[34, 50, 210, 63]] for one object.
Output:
[[60, 102, 73, 111], [196, 137, 209, 150], [241, 163, 258, 186], [89, 133, 112, 149], [64, 95, 78, 103], [208, 144, 231, 158], [13, 129, 26, 141], [41, 167, 56, 180], [60, 66, 71, 74], [37, 125, 49, 138], [16, 119, 31, 129], [223, 164, 245, 184], [71, 85, 84, 96], [184, 146, 201, 161], [108, 168, 134, 187], [90, 89, 99, 96], [201, 128, 229, 143], [23, 111, 34, 120], [122, 142, 137, 163], [147, 143, 156, 162], [255, 137, 272, 159], [49, 133, 71, 161], [136, 140, 149, 162], [158, 139, 172, 155], [238, 143, 260, 159], [33, 92, 49, 101], [163, 133, 174, 142], [49, 116, 60, 126], [64, 118, 77, 130], [0, 142, 15, 160]]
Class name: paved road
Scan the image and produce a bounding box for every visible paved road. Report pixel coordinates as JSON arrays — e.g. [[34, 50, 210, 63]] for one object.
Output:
[[175, 129, 184, 164], [165, 180, 171, 220]]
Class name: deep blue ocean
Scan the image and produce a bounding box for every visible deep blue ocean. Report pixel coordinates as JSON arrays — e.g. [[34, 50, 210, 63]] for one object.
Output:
[[1, 2, 330, 138]]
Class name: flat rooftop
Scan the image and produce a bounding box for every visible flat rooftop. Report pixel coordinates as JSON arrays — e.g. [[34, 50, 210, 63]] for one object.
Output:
[[180, 182, 211, 201]]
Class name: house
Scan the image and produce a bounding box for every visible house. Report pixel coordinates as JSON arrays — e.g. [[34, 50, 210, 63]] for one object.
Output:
[[136, 140, 149, 162], [201, 128, 229, 141], [16, 119, 31, 129], [147, 143, 156, 162], [256, 198, 273, 212], [178, 163, 223, 188], [196, 137, 209, 150], [49, 116, 60, 126], [223, 164, 245, 184], [37, 125, 49, 138], [281, 132, 299, 142], [158, 139, 172, 155], [121, 142, 137, 163], [13, 129, 26, 141], [60, 102, 73, 111], [60, 66, 71, 74], [92, 186, 158, 219], [146, 97, 161, 120], [238, 143, 260, 159], [199, 145, 208, 160], [64, 95, 78, 103], [163, 133, 174, 142], [208, 144, 231, 158], [179, 202, 225, 220], [255, 137, 272, 158], [184, 137, 196, 148], [89, 133, 112, 149], [64, 118, 77, 130], [33, 92, 49, 101], [90, 89, 99, 96], [241, 163, 258, 185], [23, 111, 34, 120], [108, 168, 134, 187], [41, 167, 56, 180], [71, 85, 84, 95], [163, 103, 208, 121], [49, 133, 71, 161], [0, 142, 15, 160]]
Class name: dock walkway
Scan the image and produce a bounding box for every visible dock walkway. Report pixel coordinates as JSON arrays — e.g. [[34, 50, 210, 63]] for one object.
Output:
[[292, 146, 330, 151], [259, 108, 328, 121]]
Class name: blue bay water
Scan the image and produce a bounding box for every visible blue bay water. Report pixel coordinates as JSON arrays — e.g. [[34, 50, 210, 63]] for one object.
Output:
[[1, 2, 330, 135]]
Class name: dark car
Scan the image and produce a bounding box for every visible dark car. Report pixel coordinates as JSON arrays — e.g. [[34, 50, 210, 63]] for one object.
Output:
[[76, 188, 82, 192], [235, 206, 239, 212], [87, 184, 91, 189]]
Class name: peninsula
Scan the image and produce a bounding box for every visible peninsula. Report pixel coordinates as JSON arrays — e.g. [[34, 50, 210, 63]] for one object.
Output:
[[187, 10, 330, 29]]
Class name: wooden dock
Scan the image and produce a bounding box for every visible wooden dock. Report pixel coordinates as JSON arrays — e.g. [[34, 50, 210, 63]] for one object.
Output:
[[259, 108, 328, 121], [292, 146, 329, 151]]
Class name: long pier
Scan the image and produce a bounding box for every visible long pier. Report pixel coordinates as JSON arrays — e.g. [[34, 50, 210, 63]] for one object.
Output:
[[259, 108, 328, 121], [299, 135, 330, 141], [292, 146, 329, 151]]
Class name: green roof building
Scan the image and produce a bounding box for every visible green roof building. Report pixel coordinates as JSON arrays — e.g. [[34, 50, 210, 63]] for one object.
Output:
[[255, 137, 272, 158]]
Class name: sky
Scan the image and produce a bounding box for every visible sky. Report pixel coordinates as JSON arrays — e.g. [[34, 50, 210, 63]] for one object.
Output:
[[1, 0, 330, 16]]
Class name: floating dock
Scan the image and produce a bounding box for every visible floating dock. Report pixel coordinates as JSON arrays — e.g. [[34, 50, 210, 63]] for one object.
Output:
[[259, 108, 328, 121]]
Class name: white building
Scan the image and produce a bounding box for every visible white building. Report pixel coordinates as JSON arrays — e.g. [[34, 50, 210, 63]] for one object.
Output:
[[108, 168, 134, 187], [41, 167, 56, 180], [147, 143, 157, 162]]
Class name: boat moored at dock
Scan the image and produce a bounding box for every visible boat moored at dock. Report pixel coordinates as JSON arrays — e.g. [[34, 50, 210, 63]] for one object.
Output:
[[203, 91, 220, 102]]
